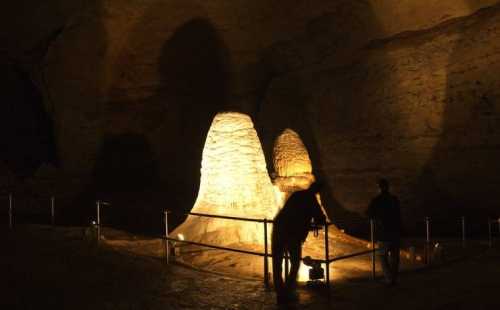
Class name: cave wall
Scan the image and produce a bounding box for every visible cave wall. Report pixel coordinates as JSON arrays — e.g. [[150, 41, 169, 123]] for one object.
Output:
[[1, 0, 499, 230], [259, 5, 500, 229]]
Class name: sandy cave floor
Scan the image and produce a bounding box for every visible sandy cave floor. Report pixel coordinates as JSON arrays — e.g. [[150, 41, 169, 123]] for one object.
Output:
[[2, 225, 499, 309]]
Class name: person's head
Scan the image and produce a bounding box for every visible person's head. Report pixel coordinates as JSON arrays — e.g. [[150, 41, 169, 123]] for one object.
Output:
[[308, 181, 323, 194], [378, 178, 390, 193]]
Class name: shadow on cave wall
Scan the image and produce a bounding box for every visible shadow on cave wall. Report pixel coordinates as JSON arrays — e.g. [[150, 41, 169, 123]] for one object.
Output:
[[44, 0, 112, 227], [256, 1, 390, 237], [411, 5, 500, 236], [151, 17, 231, 230], [0, 1, 68, 187], [101, 15, 231, 233], [85, 133, 160, 233], [0, 65, 58, 181]]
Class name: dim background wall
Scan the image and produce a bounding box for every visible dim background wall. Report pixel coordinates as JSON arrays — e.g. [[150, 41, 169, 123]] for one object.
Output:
[[1, 0, 499, 234]]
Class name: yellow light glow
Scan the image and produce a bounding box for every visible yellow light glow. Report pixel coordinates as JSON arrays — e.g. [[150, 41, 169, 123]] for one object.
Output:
[[298, 262, 310, 282], [170, 114, 375, 282], [279, 261, 312, 282]]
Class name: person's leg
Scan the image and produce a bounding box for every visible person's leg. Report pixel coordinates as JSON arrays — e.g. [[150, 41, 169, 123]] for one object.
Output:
[[390, 242, 400, 283], [286, 240, 301, 290], [272, 233, 285, 300], [378, 241, 392, 283]]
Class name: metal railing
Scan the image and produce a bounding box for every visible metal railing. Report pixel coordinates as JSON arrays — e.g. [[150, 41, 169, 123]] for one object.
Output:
[[3, 193, 110, 233], [3, 193, 57, 228], [164, 211, 274, 287], [162, 211, 383, 289], [488, 218, 500, 248], [4, 194, 498, 287], [421, 216, 500, 263]]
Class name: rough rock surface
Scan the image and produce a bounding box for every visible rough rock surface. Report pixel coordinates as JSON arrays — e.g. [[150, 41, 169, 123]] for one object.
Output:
[[172, 112, 277, 244], [272, 129, 315, 193], [259, 5, 500, 229], [273, 129, 313, 177]]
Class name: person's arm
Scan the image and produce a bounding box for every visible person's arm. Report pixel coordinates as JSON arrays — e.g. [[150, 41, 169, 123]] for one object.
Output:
[[311, 194, 326, 225], [367, 198, 376, 219], [394, 196, 402, 232]]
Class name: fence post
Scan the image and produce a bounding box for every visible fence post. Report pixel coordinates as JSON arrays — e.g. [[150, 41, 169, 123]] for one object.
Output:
[[284, 254, 289, 282], [426, 217, 431, 243], [425, 217, 431, 264], [370, 219, 376, 280], [96, 200, 101, 244], [164, 210, 169, 264], [325, 222, 330, 288], [263, 218, 269, 288], [461, 216, 466, 248], [51, 196, 55, 226], [8, 193, 13, 229], [488, 218, 492, 248]]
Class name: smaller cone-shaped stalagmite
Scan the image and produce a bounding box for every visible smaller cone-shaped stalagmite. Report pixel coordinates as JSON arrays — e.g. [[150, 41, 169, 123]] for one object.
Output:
[[273, 129, 312, 177], [172, 112, 277, 245], [272, 128, 316, 193]]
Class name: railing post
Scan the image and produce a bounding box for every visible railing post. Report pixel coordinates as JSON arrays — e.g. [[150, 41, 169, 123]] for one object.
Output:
[[426, 217, 431, 243], [325, 222, 330, 288], [263, 218, 269, 288], [488, 218, 492, 248], [370, 219, 376, 280], [461, 216, 466, 248], [425, 217, 431, 264], [165, 210, 169, 264], [284, 254, 289, 282], [51, 196, 55, 226], [8, 193, 13, 229], [96, 200, 101, 244]]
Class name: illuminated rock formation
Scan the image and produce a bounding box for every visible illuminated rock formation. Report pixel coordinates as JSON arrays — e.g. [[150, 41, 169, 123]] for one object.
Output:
[[271, 129, 332, 223], [172, 119, 387, 281], [272, 129, 315, 193], [172, 112, 277, 245]]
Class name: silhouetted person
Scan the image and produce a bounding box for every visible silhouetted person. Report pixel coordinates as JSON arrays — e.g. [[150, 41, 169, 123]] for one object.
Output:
[[272, 181, 326, 303], [367, 178, 401, 285]]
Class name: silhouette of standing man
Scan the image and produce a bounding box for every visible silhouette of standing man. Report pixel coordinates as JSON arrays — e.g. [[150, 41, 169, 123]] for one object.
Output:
[[272, 181, 326, 303], [367, 178, 401, 285]]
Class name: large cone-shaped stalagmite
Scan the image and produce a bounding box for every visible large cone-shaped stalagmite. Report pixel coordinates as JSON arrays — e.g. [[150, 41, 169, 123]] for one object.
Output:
[[172, 112, 277, 245]]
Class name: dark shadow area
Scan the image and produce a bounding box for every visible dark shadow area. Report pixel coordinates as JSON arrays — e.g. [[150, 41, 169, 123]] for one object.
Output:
[[37, 0, 110, 228], [257, 76, 369, 237], [0, 64, 58, 178], [155, 18, 232, 229], [72, 134, 162, 234], [87, 133, 160, 233], [411, 5, 500, 237], [256, 1, 387, 238], [101, 16, 231, 233], [92, 134, 159, 195]]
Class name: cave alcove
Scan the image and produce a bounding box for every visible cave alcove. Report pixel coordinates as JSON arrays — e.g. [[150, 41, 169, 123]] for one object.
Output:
[[0, 64, 58, 180]]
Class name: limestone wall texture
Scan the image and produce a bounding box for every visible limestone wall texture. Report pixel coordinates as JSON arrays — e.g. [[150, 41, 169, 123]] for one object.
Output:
[[2, 0, 500, 230], [259, 4, 500, 227]]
